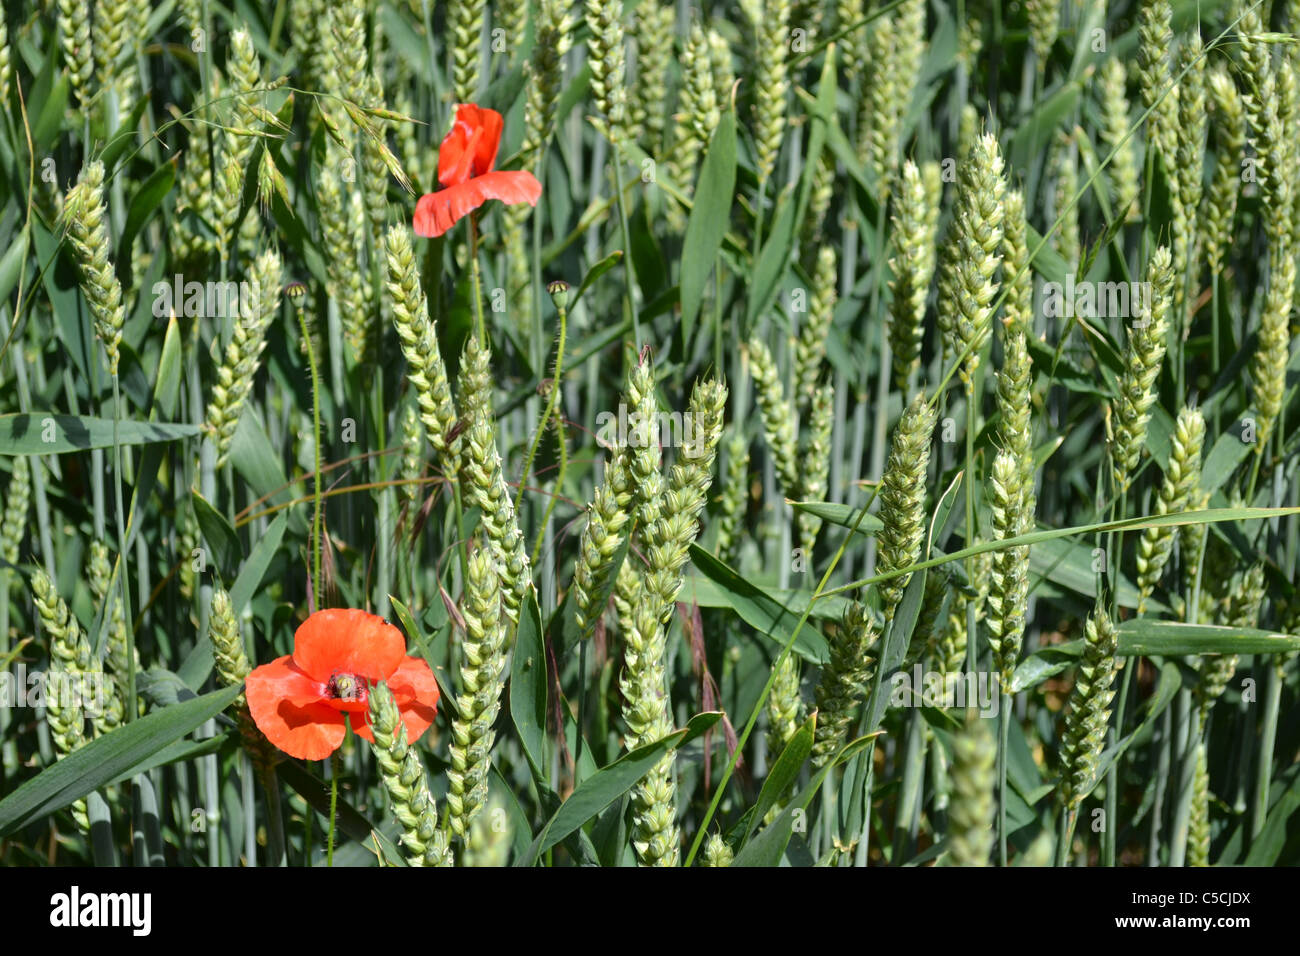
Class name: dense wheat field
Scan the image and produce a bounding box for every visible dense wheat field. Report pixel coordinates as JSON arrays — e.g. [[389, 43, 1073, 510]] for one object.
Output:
[[0, 0, 1297, 870]]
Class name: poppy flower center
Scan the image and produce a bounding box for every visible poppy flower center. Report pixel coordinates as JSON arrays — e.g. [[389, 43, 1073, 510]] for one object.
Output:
[[326, 672, 367, 703]]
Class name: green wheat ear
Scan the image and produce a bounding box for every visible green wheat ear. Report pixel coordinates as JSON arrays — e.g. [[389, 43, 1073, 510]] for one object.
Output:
[[630, 1, 673, 154], [766, 653, 803, 760], [1109, 246, 1174, 496], [1098, 58, 1140, 223], [573, 450, 632, 644], [750, 0, 790, 188], [586, 0, 629, 142], [811, 599, 879, 766], [1136, 406, 1205, 612], [1203, 66, 1246, 277], [947, 710, 995, 866], [875, 393, 937, 625], [1059, 603, 1119, 810], [0, 456, 29, 568], [936, 129, 1006, 387], [714, 429, 751, 567], [701, 832, 734, 867], [62, 161, 125, 377], [987, 452, 1030, 692], [367, 680, 453, 867], [447, 548, 509, 843], [888, 160, 942, 393], [747, 336, 800, 502]]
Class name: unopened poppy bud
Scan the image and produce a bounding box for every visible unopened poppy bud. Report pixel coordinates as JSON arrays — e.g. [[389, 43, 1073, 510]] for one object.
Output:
[[547, 279, 569, 310]]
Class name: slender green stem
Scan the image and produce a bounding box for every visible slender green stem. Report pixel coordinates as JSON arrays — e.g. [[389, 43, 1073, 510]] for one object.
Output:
[[297, 302, 324, 607], [469, 214, 487, 342], [111, 373, 136, 720], [998, 690, 1009, 865], [608, 142, 640, 346], [517, 300, 568, 526], [327, 753, 339, 867]]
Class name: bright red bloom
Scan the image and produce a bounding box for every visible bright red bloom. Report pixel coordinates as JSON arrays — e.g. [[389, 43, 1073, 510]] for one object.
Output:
[[245, 609, 439, 761], [413, 103, 542, 238]]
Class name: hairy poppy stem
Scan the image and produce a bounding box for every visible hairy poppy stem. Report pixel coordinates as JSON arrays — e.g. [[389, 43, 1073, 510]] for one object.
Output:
[[327, 752, 339, 866], [469, 214, 487, 342]]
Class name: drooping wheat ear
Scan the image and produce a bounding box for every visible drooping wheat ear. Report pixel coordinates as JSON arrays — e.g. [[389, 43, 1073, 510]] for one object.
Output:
[[947, 710, 995, 866], [1137, 0, 1177, 171], [1, 456, 29, 567], [1136, 406, 1205, 613], [573, 450, 632, 644], [937, 131, 1006, 386], [458, 336, 531, 625], [766, 653, 803, 758], [447, 548, 509, 842], [795, 246, 836, 415], [205, 249, 282, 467], [62, 161, 124, 376], [747, 337, 800, 498], [1026, 0, 1060, 65], [631, 2, 675, 154], [450, 0, 486, 103], [997, 324, 1035, 523], [0, 6, 11, 106], [367, 681, 453, 867], [1097, 58, 1140, 223], [1187, 740, 1210, 866], [1171, 32, 1207, 325], [751, 0, 790, 187], [714, 430, 750, 566], [586, 0, 629, 143], [876, 394, 937, 624], [701, 832, 734, 866], [987, 453, 1030, 692], [1059, 603, 1119, 810], [1196, 563, 1265, 724], [462, 795, 511, 866], [1108, 245, 1174, 496], [1249, 62, 1296, 452], [87, 540, 137, 690], [519, 0, 572, 169], [1203, 67, 1246, 276], [386, 225, 462, 478], [1000, 190, 1032, 335], [811, 599, 879, 766], [796, 383, 834, 550], [56, 0, 93, 108], [317, 162, 370, 361], [1049, 133, 1080, 273]]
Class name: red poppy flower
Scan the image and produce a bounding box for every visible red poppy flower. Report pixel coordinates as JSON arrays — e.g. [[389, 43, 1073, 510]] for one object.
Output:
[[245, 609, 439, 761], [413, 103, 542, 238]]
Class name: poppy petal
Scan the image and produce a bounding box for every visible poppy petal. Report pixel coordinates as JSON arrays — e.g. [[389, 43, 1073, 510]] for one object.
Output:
[[437, 104, 504, 187], [245, 657, 346, 760], [245, 655, 325, 710], [292, 608, 407, 683], [349, 657, 439, 745]]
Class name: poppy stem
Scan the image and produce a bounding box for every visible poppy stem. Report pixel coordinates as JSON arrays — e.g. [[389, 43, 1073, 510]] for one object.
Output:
[[469, 214, 487, 342], [517, 298, 568, 533], [327, 752, 340, 867], [296, 296, 324, 608]]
